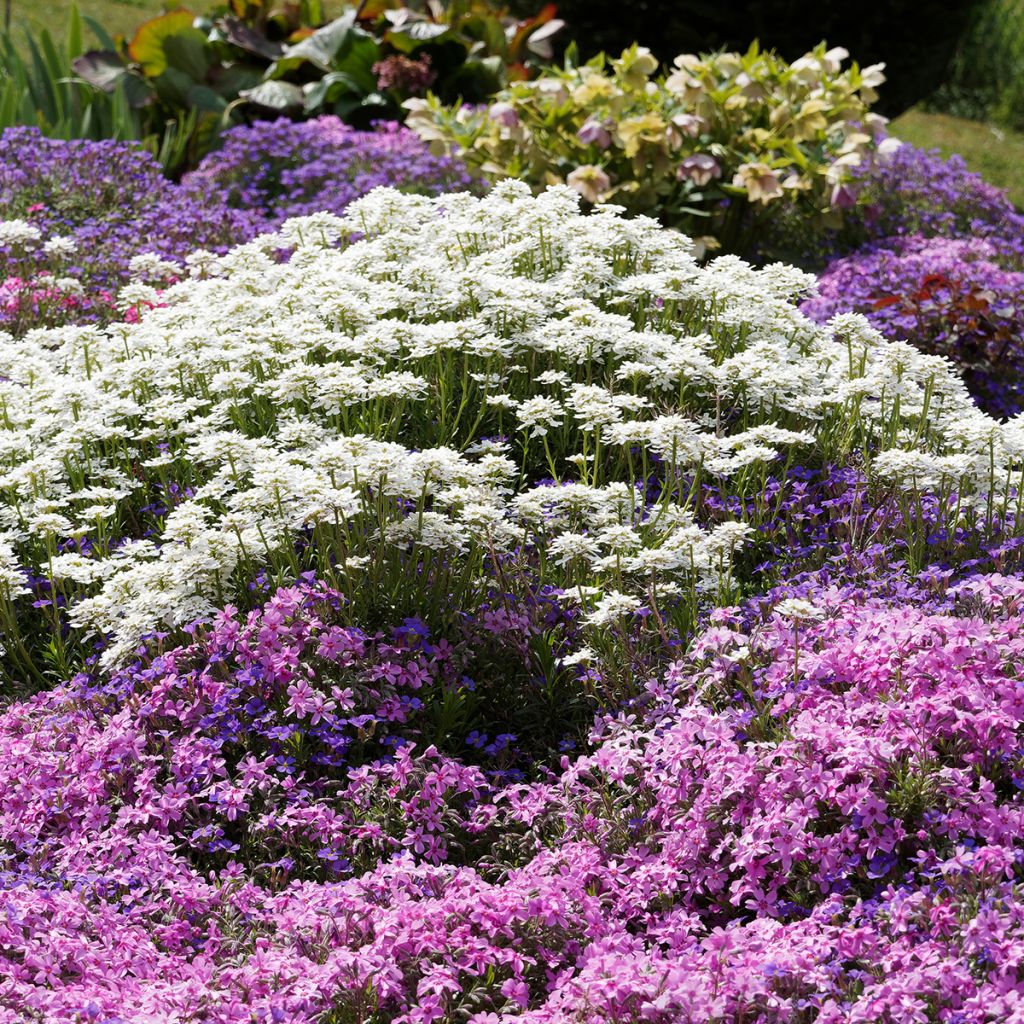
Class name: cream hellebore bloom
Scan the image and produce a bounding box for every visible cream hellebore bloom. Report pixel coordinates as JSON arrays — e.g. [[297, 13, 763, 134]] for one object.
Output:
[[733, 163, 784, 204], [566, 165, 612, 204]]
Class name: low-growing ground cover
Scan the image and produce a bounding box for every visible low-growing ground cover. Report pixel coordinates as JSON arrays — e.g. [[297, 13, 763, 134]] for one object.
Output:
[[1, 25, 1024, 1022], [0, 121, 472, 334]]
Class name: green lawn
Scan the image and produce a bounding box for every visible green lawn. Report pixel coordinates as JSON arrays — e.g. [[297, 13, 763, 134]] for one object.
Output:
[[890, 107, 1024, 208], [7, 0, 162, 45], [5, 0, 347, 48]]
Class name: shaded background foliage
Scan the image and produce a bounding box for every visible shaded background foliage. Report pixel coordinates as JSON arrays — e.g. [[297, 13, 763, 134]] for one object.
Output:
[[514, 0, 987, 116]]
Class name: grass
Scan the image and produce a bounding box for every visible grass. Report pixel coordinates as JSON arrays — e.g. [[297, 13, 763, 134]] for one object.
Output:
[[4, 0, 349, 48], [6, 0, 161, 45], [890, 107, 1024, 209]]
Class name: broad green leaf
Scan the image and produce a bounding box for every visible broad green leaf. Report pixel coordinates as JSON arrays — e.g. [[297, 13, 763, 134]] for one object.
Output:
[[239, 79, 304, 110], [163, 31, 213, 81], [302, 70, 360, 113], [72, 51, 155, 108], [273, 12, 356, 74], [128, 11, 205, 78], [385, 21, 451, 55], [186, 83, 228, 112]]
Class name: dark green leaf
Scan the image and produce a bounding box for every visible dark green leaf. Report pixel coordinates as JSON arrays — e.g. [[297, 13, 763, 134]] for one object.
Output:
[[217, 16, 283, 61], [163, 31, 212, 81], [385, 21, 452, 55], [73, 51, 156, 107], [186, 82, 228, 112]]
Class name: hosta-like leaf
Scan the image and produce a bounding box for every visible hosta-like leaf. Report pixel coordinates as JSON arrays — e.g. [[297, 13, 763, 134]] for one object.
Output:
[[239, 79, 304, 110], [128, 10, 207, 79]]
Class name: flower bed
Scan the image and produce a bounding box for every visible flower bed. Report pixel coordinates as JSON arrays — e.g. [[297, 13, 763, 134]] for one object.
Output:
[[1, 66, 1024, 1024], [3, 568, 1024, 1021], [0, 121, 474, 334]]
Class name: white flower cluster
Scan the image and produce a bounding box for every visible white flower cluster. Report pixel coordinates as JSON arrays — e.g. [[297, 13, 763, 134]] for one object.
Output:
[[0, 181, 1019, 663]]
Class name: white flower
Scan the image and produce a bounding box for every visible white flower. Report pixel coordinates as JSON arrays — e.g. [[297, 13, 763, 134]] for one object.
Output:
[[585, 590, 642, 627], [773, 598, 825, 622], [0, 220, 41, 246], [43, 236, 78, 258], [516, 396, 564, 437]]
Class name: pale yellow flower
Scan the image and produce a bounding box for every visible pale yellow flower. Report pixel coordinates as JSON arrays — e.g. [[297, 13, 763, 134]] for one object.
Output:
[[733, 163, 784, 204], [566, 165, 611, 203]]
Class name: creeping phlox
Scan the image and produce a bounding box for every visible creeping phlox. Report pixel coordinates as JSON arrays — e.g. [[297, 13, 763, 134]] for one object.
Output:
[[3, 572, 1024, 1021], [0, 181, 1021, 670]]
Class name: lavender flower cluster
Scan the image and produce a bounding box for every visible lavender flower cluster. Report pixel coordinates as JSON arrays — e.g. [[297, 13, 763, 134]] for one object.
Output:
[[844, 142, 1024, 253], [0, 127, 250, 325], [183, 116, 480, 235], [804, 235, 1024, 418], [803, 144, 1024, 417]]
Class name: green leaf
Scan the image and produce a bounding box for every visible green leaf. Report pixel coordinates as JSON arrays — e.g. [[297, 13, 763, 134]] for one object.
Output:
[[186, 83, 228, 112], [239, 79, 304, 110], [217, 16, 284, 61], [332, 31, 380, 91], [302, 70, 360, 114], [128, 10, 206, 78], [209, 62, 264, 98], [163, 31, 213, 81], [272, 11, 356, 74], [385, 21, 451, 55], [66, 4, 84, 66], [82, 14, 117, 52], [71, 50, 125, 91], [152, 66, 199, 107]]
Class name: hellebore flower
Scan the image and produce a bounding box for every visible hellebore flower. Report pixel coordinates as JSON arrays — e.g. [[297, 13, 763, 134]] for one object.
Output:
[[577, 118, 612, 150], [678, 153, 722, 186], [733, 162, 784, 204], [566, 164, 611, 204]]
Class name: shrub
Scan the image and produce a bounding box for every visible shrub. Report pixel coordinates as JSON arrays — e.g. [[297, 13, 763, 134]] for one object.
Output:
[[406, 42, 885, 256], [516, 0, 985, 117], [0, 182, 1019, 688], [72, 0, 564, 164]]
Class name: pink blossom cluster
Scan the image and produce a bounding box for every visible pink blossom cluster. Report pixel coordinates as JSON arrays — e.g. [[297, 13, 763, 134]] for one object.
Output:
[[2, 573, 1024, 1021]]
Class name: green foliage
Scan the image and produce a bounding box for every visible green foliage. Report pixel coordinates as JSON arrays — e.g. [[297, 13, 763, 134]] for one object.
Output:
[[513, 0, 986, 118], [70, 0, 563, 150], [0, 6, 198, 173], [406, 41, 884, 257]]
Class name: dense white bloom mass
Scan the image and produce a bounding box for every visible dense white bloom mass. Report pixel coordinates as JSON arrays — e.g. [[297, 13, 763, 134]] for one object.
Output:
[[0, 181, 1019, 662]]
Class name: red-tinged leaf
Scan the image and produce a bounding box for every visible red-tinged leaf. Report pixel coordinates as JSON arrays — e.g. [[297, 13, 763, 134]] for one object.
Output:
[[871, 295, 901, 311], [128, 10, 206, 78]]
